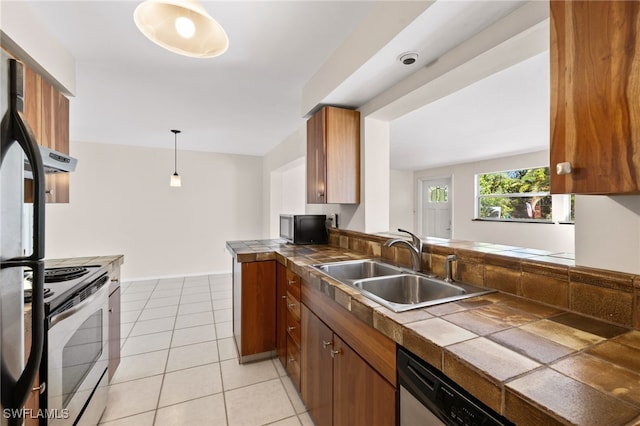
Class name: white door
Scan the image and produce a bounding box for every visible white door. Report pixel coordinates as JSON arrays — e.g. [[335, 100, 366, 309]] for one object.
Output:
[[420, 178, 452, 239]]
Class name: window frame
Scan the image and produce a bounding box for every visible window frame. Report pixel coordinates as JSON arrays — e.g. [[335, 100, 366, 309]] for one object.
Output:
[[475, 166, 554, 223]]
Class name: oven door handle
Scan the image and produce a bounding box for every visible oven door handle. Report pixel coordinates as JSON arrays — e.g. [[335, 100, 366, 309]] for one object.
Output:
[[49, 278, 109, 328]]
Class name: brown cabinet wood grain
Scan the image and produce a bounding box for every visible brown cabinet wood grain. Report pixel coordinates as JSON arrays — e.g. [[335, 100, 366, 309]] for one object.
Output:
[[22, 63, 70, 203], [108, 266, 121, 382], [301, 304, 334, 426], [307, 106, 360, 204], [276, 263, 288, 367], [276, 264, 303, 389], [550, 1, 640, 194], [232, 259, 276, 362], [301, 304, 397, 426]]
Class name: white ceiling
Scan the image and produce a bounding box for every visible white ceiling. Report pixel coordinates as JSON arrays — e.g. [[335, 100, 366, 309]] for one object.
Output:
[[19, 0, 549, 170]]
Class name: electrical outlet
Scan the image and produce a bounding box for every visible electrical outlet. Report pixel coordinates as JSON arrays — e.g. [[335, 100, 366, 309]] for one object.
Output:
[[327, 213, 338, 228]]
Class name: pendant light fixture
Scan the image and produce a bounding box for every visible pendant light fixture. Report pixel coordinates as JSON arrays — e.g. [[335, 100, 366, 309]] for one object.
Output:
[[134, 0, 229, 58], [170, 129, 182, 187]]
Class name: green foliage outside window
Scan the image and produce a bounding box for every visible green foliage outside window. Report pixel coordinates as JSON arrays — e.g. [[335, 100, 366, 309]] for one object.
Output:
[[477, 168, 552, 221]]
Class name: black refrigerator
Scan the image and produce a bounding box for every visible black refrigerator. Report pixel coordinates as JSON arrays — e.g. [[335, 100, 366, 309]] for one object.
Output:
[[0, 54, 46, 425]]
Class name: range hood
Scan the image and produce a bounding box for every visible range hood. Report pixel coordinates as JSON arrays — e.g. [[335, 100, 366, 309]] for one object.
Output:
[[24, 145, 77, 179]]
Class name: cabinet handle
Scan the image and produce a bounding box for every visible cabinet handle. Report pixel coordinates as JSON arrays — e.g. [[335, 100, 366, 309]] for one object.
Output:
[[322, 340, 333, 349], [288, 357, 296, 365], [287, 303, 297, 309], [281, 295, 287, 299], [111, 277, 119, 283], [288, 280, 296, 285], [45, 189, 54, 195], [33, 382, 46, 394], [317, 191, 324, 198], [556, 162, 572, 175], [330, 348, 342, 358], [287, 326, 296, 332]]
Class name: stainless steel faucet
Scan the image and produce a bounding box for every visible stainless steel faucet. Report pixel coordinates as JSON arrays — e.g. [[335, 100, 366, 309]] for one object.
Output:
[[444, 255, 456, 282], [384, 228, 423, 272]]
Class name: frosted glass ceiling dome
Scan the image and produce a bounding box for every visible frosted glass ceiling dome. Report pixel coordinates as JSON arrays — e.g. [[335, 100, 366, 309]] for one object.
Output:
[[134, 0, 229, 58]]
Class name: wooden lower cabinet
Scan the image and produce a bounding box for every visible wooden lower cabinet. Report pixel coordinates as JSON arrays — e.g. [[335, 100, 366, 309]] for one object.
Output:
[[276, 263, 302, 389], [233, 259, 276, 362], [108, 286, 121, 381], [301, 305, 396, 426]]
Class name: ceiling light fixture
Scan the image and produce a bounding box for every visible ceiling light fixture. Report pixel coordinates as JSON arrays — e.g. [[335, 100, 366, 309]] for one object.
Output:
[[170, 129, 182, 187], [134, 0, 229, 58]]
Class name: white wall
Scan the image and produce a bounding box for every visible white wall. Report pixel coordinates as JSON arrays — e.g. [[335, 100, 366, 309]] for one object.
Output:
[[45, 141, 263, 280], [575, 195, 640, 274], [389, 169, 414, 232], [414, 150, 575, 253]]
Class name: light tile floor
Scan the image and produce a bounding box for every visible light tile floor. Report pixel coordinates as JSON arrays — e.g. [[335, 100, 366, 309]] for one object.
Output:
[[97, 274, 313, 426]]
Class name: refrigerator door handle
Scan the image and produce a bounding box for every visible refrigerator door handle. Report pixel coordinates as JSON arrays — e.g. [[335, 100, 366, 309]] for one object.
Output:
[[8, 60, 46, 261], [0, 261, 44, 422]]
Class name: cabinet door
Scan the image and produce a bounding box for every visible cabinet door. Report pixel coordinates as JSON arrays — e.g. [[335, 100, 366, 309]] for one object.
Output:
[[108, 286, 121, 381], [333, 335, 396, 426], [276, 263, 288, 367], [307, 108, 327, 204], [239, 261, 276, 356], [22, 64, 71, 203], [301, 305, 333, 426], [324, 107, 360, 204], [550, 1, 640, 194]]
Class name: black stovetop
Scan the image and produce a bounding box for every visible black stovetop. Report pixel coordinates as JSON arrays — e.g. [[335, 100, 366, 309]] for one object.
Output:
[[24, 265, 105, 311]]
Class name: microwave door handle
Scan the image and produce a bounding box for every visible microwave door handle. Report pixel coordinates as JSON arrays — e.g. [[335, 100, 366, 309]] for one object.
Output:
[[0, 261, 45, 423]]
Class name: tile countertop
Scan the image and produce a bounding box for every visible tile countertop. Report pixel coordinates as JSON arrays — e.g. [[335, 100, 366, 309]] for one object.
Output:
[[227, 240, 640, 426]]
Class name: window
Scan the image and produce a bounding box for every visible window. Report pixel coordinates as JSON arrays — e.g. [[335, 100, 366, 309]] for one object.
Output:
[[476, 167, 553, 222], [428, 185, 448, 203]]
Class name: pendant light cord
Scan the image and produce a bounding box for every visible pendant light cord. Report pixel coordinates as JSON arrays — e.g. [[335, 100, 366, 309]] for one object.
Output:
[[171, 129, 181, 174]]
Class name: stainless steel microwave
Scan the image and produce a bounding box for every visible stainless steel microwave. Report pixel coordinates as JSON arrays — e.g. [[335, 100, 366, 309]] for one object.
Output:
[[279, 214, 328, 244]]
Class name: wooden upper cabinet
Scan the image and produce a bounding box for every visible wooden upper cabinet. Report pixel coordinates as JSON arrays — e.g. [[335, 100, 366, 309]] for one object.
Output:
[[307, 106, 360, 204], [550, 1, 640, 194], [23, 63, 70, 203]]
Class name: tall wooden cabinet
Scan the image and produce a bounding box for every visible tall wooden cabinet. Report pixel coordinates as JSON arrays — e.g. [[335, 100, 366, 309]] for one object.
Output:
[[23, 63, 70, 203], [550, 1, 640, 194], [307, 106, 360, 204], [301, 305, 396, 426]]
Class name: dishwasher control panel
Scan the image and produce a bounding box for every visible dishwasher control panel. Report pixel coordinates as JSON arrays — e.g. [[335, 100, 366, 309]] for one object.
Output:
[[398, 347, 514, 426]]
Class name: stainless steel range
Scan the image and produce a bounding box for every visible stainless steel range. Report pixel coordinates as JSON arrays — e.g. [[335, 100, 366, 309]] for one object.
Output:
[[25, 265, 110, 425]]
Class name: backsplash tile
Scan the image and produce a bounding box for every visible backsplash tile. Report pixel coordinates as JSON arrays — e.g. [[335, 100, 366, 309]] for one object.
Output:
[[326, 228, 640, 331]]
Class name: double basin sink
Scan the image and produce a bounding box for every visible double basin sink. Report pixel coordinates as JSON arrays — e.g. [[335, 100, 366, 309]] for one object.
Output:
[[312, 259, 494, 312]]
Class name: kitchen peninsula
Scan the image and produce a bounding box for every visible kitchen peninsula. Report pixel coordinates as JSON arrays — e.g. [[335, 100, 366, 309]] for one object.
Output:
[[227, 229, 640, 426]]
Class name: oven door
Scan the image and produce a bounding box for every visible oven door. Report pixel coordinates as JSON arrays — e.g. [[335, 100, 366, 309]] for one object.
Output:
[[46, 282, 109, 425]]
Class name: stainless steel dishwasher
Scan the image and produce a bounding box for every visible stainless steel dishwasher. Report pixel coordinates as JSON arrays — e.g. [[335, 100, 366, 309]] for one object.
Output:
[[398, 347, 514, 426]]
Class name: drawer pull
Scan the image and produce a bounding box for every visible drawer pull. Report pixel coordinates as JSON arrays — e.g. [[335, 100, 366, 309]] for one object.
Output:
[[322, 340, 333, 349], [281, 295, 287, 299], [287, 303, 297, 309], [288, 280, 296, 285], [288, 357, 296, 364], [330, 348, 342, 358], [287, 326, 296, 332]]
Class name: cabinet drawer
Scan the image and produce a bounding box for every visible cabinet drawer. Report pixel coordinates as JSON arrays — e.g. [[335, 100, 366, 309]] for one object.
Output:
[[286, 292, 301, 320], [286, 270, 301, 300], [286, 336, 301, 390], [286, 312, 301, 348]]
